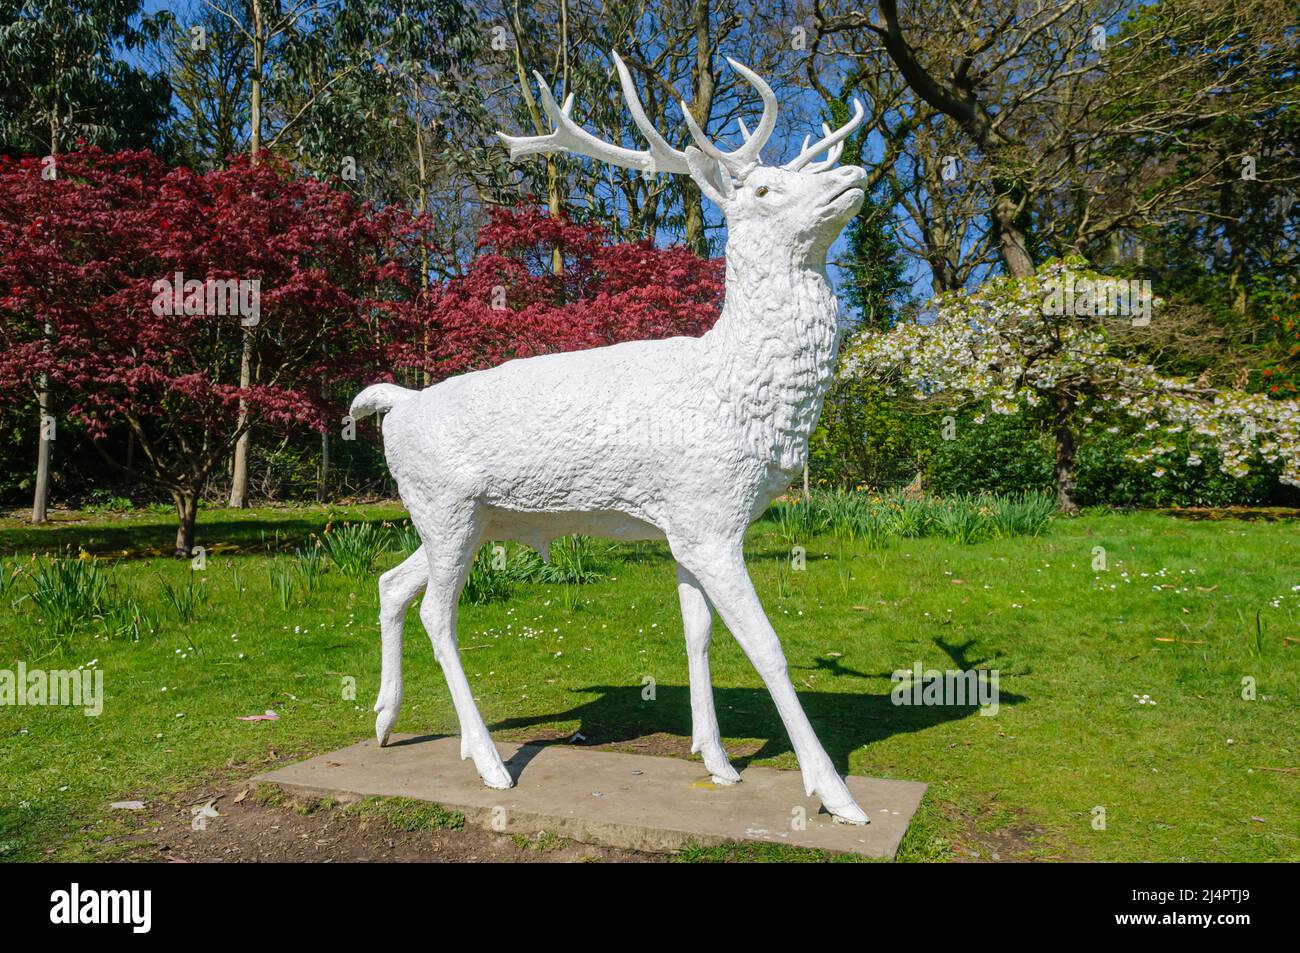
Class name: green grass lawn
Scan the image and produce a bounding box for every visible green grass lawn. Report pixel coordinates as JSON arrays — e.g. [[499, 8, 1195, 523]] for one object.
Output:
[[1, 503, 1297, 862]]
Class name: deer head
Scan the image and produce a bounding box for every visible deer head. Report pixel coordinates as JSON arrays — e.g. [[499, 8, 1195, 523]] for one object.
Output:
[[498, 53, 866, 263]]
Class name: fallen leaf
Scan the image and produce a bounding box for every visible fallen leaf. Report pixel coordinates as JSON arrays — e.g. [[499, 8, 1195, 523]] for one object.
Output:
[[237, 710, 279, 722]]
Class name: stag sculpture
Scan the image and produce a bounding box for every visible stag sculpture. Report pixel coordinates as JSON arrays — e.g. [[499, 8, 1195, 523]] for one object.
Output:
[[351, 53, 870, 824]]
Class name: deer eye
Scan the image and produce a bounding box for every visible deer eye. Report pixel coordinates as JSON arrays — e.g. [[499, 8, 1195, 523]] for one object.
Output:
[[755, 186, 770, 197]]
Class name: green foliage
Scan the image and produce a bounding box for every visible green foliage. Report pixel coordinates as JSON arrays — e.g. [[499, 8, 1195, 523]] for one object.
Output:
[[770, 494, 819, 545], [925, 411, 1054, 497], [293, 542, 328, 592], [1074, 426, 1284, 507], [810, 373, 936, 489], [933, 502, 990, 545], [763, 489, 1056, 546], [342, 796, 465, 833], [0, 0, 173, 157], [1253, 279, 1300, 399], [460, 536, 611, 606], [320, 522, 389, 578], [15, 554, 111, 646], [8, 552, 159, 650], [985, 493, 1057, 539], [267, 558, 297, 610], [924, 405, 1289, 506], [269, 0, 487, 208], [84, 491, 134, 514], [508, 535, 610, 585], [460, 544, 511, 606], [268, 538, 341, 609], [98, 594, 158, 642], [0, 556, 20, 598], [158, 572, 207, 624], [391, 521, 421, 556], [841, 198, 907, 332]]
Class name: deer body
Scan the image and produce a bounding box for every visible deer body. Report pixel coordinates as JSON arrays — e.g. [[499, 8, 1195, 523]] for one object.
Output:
[[352, 55, 872, 823]]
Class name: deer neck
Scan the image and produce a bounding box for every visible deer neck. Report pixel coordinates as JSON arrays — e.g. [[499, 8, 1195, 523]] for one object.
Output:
[[701, 235, 842, 474]]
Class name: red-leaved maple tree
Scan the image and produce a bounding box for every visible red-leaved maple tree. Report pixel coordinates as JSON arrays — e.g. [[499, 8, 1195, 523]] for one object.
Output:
[[389, 207, 723, 382], [1, 153, 723, 555], [0, 148, 425, 554]]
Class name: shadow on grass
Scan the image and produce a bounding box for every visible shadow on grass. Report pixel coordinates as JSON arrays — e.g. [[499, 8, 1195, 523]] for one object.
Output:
[[1159, 506, 1300, 522], [489, 678, 1023, 778], [0, 516, 398, 559]]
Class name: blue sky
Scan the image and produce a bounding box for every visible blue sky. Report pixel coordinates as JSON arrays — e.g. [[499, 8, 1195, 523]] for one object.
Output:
[[128, 0, 937, 304]]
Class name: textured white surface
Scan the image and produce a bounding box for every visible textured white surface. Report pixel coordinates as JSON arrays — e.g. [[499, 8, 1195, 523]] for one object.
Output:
[[350, 59, 871, 823]]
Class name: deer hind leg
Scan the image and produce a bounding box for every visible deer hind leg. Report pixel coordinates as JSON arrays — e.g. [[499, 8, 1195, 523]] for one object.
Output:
[[416, 509, 513, 790], [676, 562, 740, 785], [374, 545, 428, 746], [675, 539, 869, 825]]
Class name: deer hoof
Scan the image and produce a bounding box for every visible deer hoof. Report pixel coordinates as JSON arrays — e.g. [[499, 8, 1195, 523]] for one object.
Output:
[[478, 759, 514, 790], [374, 701, 399, 747], [696, 741, 740, 784], [706, 760, 741, 785], [465, 740, 514, 790], [828, 801, 870, 826]]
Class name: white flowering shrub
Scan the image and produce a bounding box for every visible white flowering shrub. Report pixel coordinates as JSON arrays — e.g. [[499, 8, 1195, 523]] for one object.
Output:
[[842, 260, 1300, 509]]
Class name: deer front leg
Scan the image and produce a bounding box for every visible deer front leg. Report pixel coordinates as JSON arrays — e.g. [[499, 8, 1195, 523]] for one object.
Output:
[[676, 562, 740, 785], [374, 546, 427, 746], [676, 539, 869, 825]]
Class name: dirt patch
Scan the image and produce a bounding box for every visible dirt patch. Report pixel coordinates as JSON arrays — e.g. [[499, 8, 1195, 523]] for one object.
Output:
[[940, 800, 1070, 862], [118, 780, 665, 863]]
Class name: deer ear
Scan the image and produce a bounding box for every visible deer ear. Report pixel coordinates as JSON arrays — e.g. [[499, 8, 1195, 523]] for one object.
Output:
[[684, 146, 733, 206]]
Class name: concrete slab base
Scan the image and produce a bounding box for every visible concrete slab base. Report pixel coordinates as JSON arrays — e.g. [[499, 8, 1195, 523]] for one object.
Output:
[[254, 734, 927, 858]]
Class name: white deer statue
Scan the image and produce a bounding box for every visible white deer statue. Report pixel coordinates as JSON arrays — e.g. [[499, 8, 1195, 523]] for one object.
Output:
[[350, 53, 870, 824]]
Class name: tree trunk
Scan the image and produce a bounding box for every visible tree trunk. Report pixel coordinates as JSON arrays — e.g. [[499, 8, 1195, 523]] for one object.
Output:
[[994, 194, 1035, 279], [227, 334, 253, 508], [412, 81, 433, 385], [549, 0, 568, 275], [683, 0, 714, 257], [229, 3, 263, 509], [1052, 394, 1079, 513], [318, 428, 330, 503], [546, 158, 564, 276], [174, 491, 199, 558], [32, 368, 51, 523], [508, 0, 565, 275], [33, 116, 56, 524]]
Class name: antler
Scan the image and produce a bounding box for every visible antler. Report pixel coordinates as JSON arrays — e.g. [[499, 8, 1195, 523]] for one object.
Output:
[[497, 52, 779, 180], [678, 57, 778, 176], [783, 98, 865, 172], [496, 63, 688, 175]]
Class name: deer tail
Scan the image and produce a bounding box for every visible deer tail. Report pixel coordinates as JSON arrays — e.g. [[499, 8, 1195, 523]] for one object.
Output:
[[350, 383, 419, 419]]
